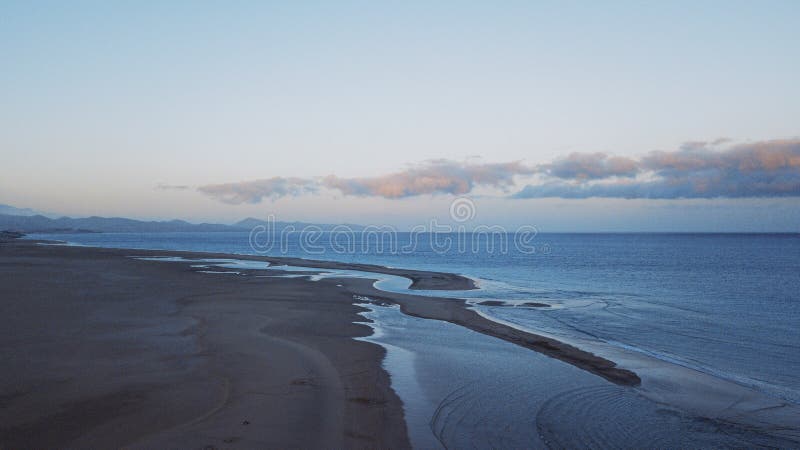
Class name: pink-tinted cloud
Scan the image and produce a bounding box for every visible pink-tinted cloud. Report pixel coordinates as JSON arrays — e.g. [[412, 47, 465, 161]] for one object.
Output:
[[193, 138, 800, 203], [515, 138, 800, 199], [322, 160, 534, 198], [541, 152, 639, 180], [196, 160, 535, 203], [197, 177, 317, 204]]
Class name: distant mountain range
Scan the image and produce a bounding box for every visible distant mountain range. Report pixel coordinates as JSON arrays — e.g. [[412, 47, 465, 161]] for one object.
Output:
[[0, 208, 363, 234], [0, 204, 50, 217]]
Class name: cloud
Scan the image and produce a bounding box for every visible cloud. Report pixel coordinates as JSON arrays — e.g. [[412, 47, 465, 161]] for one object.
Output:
[[197, 177, 317, 204], [540, 152, 639, 180], [195, 160, 535, 203], [191, 138, 800, 204], [322, 160, 534, 198], [514, 138, 800, 199]]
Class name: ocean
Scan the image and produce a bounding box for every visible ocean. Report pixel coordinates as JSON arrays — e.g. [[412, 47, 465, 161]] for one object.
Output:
[[28, 231, 800, 447]]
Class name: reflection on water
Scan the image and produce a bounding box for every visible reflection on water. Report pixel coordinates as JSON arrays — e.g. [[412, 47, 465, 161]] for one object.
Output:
[[43, 231, 799, 408], [31, 234, 797, 447], [131, 254, 800, 446], [38, 232, 800, 408], [356, 301, 799, 449]]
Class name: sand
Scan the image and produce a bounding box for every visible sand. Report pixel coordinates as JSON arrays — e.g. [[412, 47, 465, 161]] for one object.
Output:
[[0, 240, 407, 448], [0, 238, 638, 447]]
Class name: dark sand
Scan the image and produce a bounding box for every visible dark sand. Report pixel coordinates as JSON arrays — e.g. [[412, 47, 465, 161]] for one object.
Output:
[[0, 239, 638, 448], [0, 240, 407, 448], [476, 300, 506, 306], [521, 302, 550, 308]]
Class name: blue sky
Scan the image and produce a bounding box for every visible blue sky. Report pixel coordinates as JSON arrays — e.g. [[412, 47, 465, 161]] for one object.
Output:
[[1, 1, 799, 231]]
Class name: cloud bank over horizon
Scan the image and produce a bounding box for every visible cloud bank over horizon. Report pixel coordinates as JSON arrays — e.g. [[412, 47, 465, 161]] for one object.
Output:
[[516, 139, 800, 199], [321, 160, 535, 198], [198, 177, 319, 204], [193, 138, 800, 204]]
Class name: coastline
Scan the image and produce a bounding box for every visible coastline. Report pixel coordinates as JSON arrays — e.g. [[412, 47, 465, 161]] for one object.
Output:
[[2, 238, 798, 446], [31, 238, 641, 386], [31, 236, 478, 291], [0, 237, 638, 447], [0, 239, 408, 448]]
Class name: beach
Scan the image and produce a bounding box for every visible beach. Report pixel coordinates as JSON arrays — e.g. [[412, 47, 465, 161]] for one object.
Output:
[[0, 236, 644, 447], [2, 237, 799, 448], [0, 239, 410, 448], [0, 239, 638, 448], [0, 238, 634, 447]]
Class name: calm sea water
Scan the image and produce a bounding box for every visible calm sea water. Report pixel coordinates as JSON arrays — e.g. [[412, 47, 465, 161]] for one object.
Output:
[[30, 231, 800, 406]]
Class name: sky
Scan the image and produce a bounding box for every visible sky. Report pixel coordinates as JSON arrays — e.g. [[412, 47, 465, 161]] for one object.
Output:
[[1, 0, 799, 231]]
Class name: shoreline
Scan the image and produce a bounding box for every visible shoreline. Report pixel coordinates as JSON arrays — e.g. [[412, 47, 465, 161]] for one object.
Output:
[[0, 239, 409, 448], [28, 236, 478, 291], [3, 238, 798, 446], [30, 238, 641, 386]]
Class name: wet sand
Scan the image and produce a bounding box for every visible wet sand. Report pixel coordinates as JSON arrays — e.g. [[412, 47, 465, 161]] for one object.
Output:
[[0, 239, 638, 447], [125, 245, 638, 385], [0, 240, 407, 448]]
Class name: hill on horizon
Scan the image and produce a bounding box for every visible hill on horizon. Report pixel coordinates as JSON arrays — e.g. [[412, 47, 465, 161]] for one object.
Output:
[[0, 210, 363, 234]]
